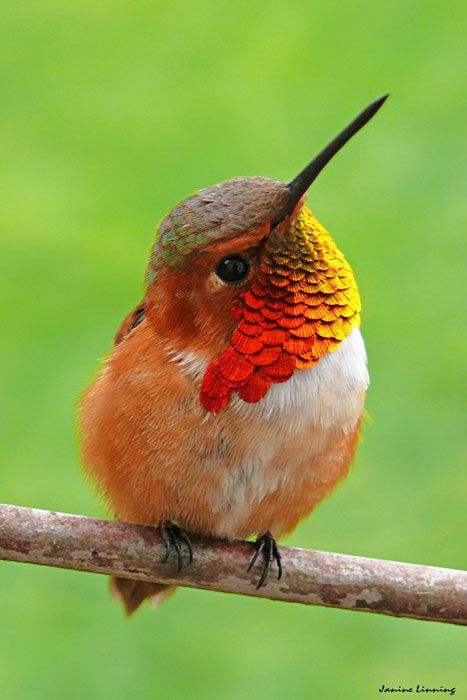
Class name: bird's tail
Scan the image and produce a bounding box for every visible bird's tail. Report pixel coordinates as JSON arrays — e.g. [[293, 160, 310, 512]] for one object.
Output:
[[110, 576, 176, 616]]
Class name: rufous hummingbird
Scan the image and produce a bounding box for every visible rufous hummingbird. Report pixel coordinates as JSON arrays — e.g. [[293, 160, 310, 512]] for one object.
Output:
[[80, 95, 388, 614]]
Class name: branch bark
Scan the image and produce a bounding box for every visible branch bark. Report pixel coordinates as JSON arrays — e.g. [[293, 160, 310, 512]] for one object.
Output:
[[0, 503, 465, 625]]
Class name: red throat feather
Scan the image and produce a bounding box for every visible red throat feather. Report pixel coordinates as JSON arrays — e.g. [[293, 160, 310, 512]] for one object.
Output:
[[200, 206, 362, 413]]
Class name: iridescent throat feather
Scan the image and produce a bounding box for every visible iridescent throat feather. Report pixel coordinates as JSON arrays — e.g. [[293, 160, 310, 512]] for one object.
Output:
[[200, 206, 361, 413]]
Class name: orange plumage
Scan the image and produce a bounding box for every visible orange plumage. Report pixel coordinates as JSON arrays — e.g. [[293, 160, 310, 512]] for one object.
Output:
[[79, 97, 387, 614]]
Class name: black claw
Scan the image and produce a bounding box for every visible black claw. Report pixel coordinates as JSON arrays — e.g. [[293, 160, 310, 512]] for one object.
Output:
[[159, 523, 194, 572], [177, 527, 194, 565], [161, 526, 172, 563], [248, 532, 282, 589], [172, 535, 183, 572], [247, 537, 265, 573]]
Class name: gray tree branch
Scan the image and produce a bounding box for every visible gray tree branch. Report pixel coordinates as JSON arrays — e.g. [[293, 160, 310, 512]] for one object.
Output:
[[0, 503, 465, 624]]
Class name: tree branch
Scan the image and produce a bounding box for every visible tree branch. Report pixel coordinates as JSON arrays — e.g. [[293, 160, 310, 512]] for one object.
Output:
[[0, 503, 465, 624]]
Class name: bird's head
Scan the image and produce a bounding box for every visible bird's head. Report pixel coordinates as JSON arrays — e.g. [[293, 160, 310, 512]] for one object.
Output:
[[144, 96, 387, 412]]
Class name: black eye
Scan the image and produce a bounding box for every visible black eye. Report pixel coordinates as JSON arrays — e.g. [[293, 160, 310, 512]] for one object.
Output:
[[215, 255, 250, 284]]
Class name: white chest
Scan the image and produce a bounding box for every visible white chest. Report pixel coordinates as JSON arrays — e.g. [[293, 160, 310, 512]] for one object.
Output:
[[232, 326, 369, 433], [169, 328, 369, 536]]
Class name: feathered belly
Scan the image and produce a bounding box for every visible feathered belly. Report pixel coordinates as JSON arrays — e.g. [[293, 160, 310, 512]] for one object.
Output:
[[183, 327, 369, 538], [82, 326, 368, 540]]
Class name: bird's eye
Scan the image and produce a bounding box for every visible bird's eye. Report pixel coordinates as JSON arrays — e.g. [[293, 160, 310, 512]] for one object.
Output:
[[215, 255, 250, 284]]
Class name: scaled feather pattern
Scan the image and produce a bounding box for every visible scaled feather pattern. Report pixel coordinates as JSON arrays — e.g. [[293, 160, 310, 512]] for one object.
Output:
[[200, 206, 361, 412]]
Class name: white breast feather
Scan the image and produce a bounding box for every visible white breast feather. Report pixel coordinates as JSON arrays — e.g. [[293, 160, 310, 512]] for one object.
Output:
[[169, 328, 369, 535]]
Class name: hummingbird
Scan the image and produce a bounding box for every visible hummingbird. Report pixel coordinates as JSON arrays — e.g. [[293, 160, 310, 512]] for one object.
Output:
[[80, 95, 388, 615]]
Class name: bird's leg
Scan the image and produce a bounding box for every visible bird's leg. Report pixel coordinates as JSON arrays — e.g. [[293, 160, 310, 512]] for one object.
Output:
[[160, 522, 194, 572], [247, 531, 282, 589]]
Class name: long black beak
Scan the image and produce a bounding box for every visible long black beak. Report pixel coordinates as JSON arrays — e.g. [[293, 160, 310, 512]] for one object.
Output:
[[272, 94, 389, 225]]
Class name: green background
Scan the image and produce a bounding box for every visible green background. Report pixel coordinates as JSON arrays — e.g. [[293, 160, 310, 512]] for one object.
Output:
[[1, 2, 465, 698]]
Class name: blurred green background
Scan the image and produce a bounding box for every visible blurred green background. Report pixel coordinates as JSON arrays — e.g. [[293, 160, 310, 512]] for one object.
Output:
[[1, 1, 465, 698]]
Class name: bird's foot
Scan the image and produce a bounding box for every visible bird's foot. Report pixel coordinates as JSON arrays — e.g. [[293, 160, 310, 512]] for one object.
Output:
[[160, 522, 194, 572], [247, 531, 282, 589]]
